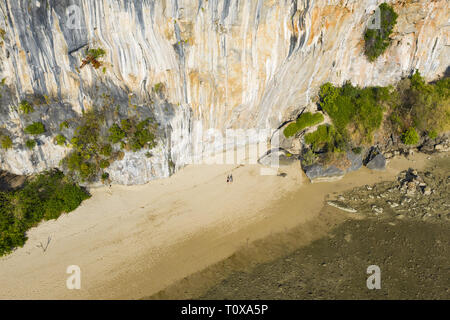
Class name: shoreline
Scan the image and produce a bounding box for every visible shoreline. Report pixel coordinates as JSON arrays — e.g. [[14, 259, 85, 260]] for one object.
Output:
[[0, 151, 440, 299]]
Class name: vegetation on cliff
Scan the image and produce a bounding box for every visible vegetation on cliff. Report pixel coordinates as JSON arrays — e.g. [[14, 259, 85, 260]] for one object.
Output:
[[401, 127, 420, 145], [283, 112, 324, 138], [61, 110, 158, 183], [80, 48, 106, 70], [388, 72, 450, 140], [54, 134, 66, 146], [24, 122, 46, 135], [364, 3, 398, 61], [318, 81, 387, 145], [25, 139, 36, 149], [0, 135, 12, 150], [18, 100, 34, 114], [304, 71, 449, 166], [304, 124, 345, 154], [0, 170, 90, 256]]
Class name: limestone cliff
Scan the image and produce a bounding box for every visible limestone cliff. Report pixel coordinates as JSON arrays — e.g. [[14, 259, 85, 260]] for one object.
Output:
[[0, 0, 448, 184]]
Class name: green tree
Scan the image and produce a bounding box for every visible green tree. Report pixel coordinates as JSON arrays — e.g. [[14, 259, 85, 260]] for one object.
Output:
[[19, 100, 34, 114], [0, 135, 13, 149], [108, 124, 125, 143], [24, 122, 45, 135], [55, 134, 66, 146], [401, 127, 419, 145], [25, 139, 36, 149], [0, 170, 90, 256]]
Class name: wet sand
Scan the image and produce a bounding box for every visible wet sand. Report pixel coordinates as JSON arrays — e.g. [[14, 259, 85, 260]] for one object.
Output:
[[198, 216, 450, 300]]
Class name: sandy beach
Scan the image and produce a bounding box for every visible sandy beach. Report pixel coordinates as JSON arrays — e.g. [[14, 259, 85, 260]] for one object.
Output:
[[0, 151, 433, 299]]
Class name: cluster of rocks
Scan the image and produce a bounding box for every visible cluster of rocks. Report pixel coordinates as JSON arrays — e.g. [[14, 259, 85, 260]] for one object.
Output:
[[327, 166, 450, 222], [382, 133, 450, 159], [300, 133, 449, 182], [302, 147, 388, 182], [302, 150, 363, 181]]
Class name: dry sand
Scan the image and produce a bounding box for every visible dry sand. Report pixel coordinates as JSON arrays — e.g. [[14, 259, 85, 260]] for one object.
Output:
[[0, 151, 432, 299]]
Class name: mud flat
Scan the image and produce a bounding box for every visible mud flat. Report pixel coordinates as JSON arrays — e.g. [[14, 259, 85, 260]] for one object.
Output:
[[149, 153, 449, 300]]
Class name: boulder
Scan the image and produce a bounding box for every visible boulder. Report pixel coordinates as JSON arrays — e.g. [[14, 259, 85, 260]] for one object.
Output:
[[346, 151, 363, 172], [302, 150, 362, 182], [303, 164, 344, 181], [366, 153, 386, 171]]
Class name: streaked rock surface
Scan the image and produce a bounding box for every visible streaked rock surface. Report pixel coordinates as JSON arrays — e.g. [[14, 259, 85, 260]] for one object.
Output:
[[0, 0, 448, 184]]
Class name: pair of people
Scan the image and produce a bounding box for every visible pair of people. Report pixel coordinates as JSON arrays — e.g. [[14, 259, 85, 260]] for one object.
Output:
[[226, 174, 234, 184]]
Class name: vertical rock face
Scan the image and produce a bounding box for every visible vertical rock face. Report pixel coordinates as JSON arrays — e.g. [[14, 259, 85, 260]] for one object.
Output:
[[0, 0, 448, 184]]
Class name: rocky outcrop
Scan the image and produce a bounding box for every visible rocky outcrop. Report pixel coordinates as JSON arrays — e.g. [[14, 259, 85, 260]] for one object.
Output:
[[303, 150, 362, 182], [366, 154, 386, 171], [419, 134, 450, 154], [303, 164, 345, 181], [334, 165, 450, 222], [0, 0, 448, 184]]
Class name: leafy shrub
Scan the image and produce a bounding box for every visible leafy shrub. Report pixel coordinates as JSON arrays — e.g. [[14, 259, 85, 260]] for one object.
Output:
[[302, 149, 318, 166], [19, 100, 34, 114], [428, 130, 438, 139], [318, 82, 385, 145], [364, 3, 398, 61], [130, 119, 158, 151], [62, 111, 104, 182], [309, 72, 449, 166], [59, 121, 69, 130], [99, 159, 110, 169], [88, 48, 106, 60], [100, 144, 112, 157], [389, 71, 450, 137], [0, 170, 90, 256], [109, 117, 158, 151], [24, 122, 45, 135], [62, 110, 158, 183], [80, 48, 106, 69], [55, 134, 66, 146], [283, 112, 324, 138], [0, 135, 12, 150], [63, 151, 96, 181], [25, 139, 36, 149], [101, 172, 110, 182], [108, 124, 125, 143], [401, 127, 419, 145], [304, 124, 345, 153], [153, 82, 164, 93]]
